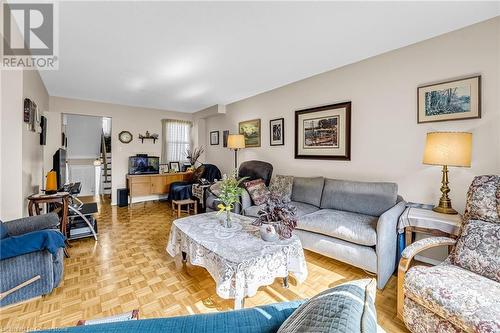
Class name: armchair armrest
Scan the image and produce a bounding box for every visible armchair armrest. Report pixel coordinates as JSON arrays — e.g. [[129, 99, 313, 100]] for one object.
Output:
[[4, 213, 59, 236], [396, 236, 456, 319], [399, 236, 456, 272], [375, 199, 406, 289]]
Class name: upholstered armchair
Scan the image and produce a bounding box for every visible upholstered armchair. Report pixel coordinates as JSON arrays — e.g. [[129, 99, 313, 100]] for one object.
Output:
[[398, 175, 500, 333], [205, 160, 273, 213]]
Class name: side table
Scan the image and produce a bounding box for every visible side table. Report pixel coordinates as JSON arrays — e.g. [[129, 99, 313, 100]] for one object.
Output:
[[397, 206, 462, 263], [27, 192, 71, 257]]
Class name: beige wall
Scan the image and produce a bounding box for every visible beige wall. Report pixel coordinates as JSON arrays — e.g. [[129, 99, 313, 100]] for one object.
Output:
[[22, 70, 49, 216], [204, 17, 500, 213], [46, 97, 193, 205]]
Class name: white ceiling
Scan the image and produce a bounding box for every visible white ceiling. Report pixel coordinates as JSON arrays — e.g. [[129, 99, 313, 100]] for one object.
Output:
[[38, 1, 499, 113]]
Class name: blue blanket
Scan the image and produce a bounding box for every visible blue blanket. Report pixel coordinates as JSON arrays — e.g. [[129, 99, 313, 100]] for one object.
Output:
[[0, 230, 66, 260]]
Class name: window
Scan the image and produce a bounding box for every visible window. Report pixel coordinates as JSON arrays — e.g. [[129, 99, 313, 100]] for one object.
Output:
[[161, 119, 192, 163]]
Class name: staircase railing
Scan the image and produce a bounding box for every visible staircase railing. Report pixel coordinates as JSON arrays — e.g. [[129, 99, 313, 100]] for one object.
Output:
[[101, 132, 109, 190]]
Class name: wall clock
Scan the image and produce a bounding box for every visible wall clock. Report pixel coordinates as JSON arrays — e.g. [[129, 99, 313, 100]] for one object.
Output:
[[119, 131, 133, 143]]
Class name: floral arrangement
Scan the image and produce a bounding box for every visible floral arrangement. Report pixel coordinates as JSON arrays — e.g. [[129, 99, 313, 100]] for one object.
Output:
[[186, 146, 205, 166], [252, 193, 298, 239], [216, 171, 247, 227]]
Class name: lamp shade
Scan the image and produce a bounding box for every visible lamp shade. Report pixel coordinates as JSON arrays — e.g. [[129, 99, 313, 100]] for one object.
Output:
[[423, 132, 472, 167], [227, 134, 245, 149]]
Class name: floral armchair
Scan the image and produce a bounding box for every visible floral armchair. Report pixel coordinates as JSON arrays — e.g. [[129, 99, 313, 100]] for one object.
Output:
[[397, 175, 500, 333]]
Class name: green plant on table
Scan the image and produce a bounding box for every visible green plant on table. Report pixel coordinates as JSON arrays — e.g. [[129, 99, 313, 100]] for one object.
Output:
[[216, 170, 247, 227]]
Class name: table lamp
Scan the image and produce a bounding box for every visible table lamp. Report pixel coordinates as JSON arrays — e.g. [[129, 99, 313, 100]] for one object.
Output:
[[423, 132, 472, 215], [227, 134, 245, 169]]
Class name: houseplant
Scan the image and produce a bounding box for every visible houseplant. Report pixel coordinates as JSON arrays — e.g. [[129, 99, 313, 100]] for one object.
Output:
[[252, 193, 298, 240], [216, 171, 247, 228], [185, 146, 205, 167]]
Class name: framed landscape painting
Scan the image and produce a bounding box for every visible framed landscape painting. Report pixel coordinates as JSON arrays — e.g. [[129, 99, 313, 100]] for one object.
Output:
[[295, 102, 351, 160], [270, 118, 284, 146], [239, 119, 261, 147], [417, 75, 481, 123]]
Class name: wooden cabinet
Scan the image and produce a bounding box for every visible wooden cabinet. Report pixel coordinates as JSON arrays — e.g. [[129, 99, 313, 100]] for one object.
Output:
[[126, 172, 191, 204]]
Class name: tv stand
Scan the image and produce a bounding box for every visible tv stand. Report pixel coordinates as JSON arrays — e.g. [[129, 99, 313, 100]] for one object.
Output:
[[126, 172, 192, 204]]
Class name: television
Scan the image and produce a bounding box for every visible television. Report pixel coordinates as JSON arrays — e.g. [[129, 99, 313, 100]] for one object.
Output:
[[53, 148, 67, 188], [128, 155, 159, 175]]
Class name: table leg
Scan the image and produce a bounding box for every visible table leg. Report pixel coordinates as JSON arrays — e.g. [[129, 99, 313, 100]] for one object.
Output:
[[405, 228, 413, 247], [194, 202, 197, 215], [177, 204, 181, 218], [234, 296, 245, 310], [282, 276, 289, 288], [34, 203, 41, 215], [28, 201, 35, 216]]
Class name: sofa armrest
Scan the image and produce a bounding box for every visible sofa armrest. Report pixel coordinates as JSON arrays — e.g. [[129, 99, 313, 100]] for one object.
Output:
[[376, 199, 406, 289], [240, 189, 253, 215], [0, 250, 55, 306], [4, 213, 59, 236]]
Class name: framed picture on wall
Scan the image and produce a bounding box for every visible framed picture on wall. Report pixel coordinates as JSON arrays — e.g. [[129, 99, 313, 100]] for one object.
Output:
[[295, 102, 351, 160], [270, 118, 284, 146], [417, 75, 481, 123], [239, 119, 261, 147], [210, 131, 219, 145], [222, 130, 229, 147]]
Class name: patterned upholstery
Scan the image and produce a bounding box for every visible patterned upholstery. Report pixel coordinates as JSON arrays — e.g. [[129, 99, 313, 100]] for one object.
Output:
[[403, 175, 500, 333], [404, 264, 500, 332]]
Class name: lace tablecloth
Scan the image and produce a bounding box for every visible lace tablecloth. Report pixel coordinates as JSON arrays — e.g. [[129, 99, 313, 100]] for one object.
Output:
[[166, 212, 308, 307]]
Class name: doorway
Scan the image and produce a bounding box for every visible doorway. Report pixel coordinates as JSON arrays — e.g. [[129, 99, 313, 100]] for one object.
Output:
[[62, 114, 112, 198]]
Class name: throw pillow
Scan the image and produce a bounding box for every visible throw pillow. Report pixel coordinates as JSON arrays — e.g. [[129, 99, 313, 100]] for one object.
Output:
[[277, 279, 378, 333], [269, 175, 294, 203], [244, 179, 270, 206], [208, 181, 222, 197], [0, 221, 9, 239], [452, 219, 500, 282]]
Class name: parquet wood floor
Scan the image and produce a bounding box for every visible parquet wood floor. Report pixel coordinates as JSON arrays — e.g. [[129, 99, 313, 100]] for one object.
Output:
[[0, 197, 408, 332]]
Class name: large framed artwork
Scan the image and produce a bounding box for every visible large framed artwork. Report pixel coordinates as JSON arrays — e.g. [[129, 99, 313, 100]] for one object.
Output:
[[417, 75, 481, 123], [295, 102, 351, 160], [239, 119, 261, 148], [270, 118, 284, 146]]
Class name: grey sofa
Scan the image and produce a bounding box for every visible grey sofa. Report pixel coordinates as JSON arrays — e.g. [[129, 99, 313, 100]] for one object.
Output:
[[242, 176, 405, 289], [0, 214, 64, 307]]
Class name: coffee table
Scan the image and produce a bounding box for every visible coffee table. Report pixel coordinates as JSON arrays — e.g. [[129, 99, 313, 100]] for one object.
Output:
[[166, 212, 308, 309]]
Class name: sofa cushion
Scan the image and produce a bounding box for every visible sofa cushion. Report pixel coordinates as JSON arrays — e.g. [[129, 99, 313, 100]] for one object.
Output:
[[403, 298, 463, 333], [452, 219, 500, 282], [291, 177, 324, 207], [244, 201, 319, 219], [269, 175, 294, 202], [277, 279, 377, 333], [320, 179, 397, 216], [244, 179, 270, 206], [405, 264, 500, 332], [296, 209, 378, 246], [289, 201, 320, 218]]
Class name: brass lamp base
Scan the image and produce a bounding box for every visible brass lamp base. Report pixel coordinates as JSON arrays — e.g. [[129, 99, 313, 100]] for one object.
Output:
[[433, 165, 458, 215]]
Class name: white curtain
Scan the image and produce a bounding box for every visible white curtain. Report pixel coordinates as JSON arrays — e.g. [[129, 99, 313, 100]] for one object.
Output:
[[161, 119, 192, 163]]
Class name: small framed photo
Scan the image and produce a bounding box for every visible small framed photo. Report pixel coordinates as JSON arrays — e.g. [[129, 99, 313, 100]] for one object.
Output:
[[210, 131, 219, 145], [417, 75, 481, 123], [270, 118, 284, 146], [169, 161, 180, 173], [222, 130, 229, 147]]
